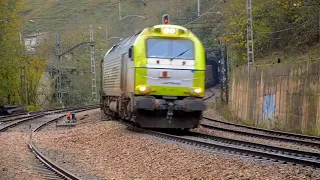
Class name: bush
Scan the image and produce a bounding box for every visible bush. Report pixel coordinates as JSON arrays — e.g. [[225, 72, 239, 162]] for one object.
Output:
[[26, 104, 43, 112]]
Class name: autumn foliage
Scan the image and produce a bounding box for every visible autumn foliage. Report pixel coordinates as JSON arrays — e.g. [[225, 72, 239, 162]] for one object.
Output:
[[221, 0, 319, 65], [0, 0, 45, 107]]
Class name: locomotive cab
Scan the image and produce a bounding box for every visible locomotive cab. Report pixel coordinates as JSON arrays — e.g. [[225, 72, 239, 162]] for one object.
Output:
[[102, 24, 207, 129]]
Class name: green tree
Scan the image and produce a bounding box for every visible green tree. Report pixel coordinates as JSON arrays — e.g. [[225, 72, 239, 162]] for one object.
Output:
[[220, 0, 319, 65], [25, 55, 46, 105], [0, 0, 25, 105]]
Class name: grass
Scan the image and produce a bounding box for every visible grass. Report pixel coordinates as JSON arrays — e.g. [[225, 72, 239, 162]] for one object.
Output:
[[26, 104, 42, 111], [22, 0, 199, 35], [305, 127, 320, 136], [254, 44, 320, 66], [215, 100, 255, 126]]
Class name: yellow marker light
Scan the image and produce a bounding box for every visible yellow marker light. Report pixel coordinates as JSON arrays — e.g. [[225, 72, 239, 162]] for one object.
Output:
[[163, 28, 176, 34]]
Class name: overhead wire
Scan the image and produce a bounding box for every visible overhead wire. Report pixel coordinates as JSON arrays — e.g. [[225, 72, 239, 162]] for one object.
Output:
[[213, 0, 319, 38], [183, 0, 224, 26], [23, 0, 217, 38], [107, 0, 181, 37]]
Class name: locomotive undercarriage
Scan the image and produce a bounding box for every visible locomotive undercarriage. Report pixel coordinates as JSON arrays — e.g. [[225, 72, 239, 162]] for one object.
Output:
[[134, 96, 205, 129], [102, 95, 206, 129], [101, 96, 131, 121]]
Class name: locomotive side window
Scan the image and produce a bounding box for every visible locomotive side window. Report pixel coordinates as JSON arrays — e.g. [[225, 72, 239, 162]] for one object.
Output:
[[146, 38, 194, 60], [128, 46, 133, 59]]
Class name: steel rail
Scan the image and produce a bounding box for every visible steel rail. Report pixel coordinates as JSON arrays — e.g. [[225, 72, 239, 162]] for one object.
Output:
[[203, 89, 215, 101], [0, 104, 98, 120], [28, 106, 99, 180], [28, 115, 80, 180], [28, 141, 79, 180], [33, 107, 96, 132], [0, 113, 44, 123], [0, 112, 27, 119], [0, 105, 99, 132], [129, 125, 320, 168], [0, 113, 46, 132], [200, 123, 320, 148], [202, 117, 320, 143], [189, 131, 320, 161]]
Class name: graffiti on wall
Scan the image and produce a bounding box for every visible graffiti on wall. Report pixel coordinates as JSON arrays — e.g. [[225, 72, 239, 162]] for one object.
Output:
[[262, 93, 276, 120]]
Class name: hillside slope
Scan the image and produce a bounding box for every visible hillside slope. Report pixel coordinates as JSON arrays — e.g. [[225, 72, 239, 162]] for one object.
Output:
[[22, 0, 209, 36]]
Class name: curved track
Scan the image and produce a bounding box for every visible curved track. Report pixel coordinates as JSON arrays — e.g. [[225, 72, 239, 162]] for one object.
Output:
[[115, 88, 320, 168], [186, 88, 319, 167], [1, 105, 98, 180], [0, 105, 93, 120], [0, 105, 98, 132], [201, 117, 320, 142], [128, 125, 320, 168], [200, 120, 320, 148], [28, 106, 98, 180], [202, 88, 320, 146]]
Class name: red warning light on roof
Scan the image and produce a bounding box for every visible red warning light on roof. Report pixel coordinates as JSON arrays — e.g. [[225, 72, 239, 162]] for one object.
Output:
[[162, 14, 169, 24]]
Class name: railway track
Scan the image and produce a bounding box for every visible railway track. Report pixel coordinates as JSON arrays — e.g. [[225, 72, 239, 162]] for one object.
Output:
[[28, 114, 82, 180], [201, 117, 320, 148], [202, 88, 320, 147], [195, 88, 320, 167], [203, 89, 216, 101], [0, 112, 26, 119], [0, 105, 94, 120], [2, 105, 98, 179], [28, 106, 99, 179], [0, 105, 98, 132], [128, 125, 320, 168]]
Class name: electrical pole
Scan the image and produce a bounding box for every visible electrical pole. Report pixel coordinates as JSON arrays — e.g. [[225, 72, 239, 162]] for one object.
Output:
[[225, 44, 229, 103], [246, 0, 254, 75], [19, 61, 27, 105], [106, 28, 109, 40], [119, 0, 122, 20], [55, 32, 62, 104], [19, 32, 28, 106], [197, 0, 200, 16], [219, 41, 228, 103], [90, 25, 97, 101]]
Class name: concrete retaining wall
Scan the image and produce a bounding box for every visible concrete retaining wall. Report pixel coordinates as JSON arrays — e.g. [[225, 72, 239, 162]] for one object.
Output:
[[229, 61, 320, 134]]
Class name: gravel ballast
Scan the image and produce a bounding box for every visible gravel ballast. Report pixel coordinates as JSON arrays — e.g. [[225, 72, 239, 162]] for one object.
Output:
[[0, 132, 43, 180], [195, 120, 320, 153], [0, 109, 99, 180], [33, 109, 320, 179]]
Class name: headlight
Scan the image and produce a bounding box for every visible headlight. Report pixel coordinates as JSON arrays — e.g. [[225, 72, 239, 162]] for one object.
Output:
[[193, 88, 202, 94], [136, 85, 151, 94], [189, 87, 203, 95], [163, 28, 176, 34], [139, 86, 147, 92]]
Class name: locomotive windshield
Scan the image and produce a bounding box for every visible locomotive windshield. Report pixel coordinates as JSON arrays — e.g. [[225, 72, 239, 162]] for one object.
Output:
[[146, 38, 194, 60]]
